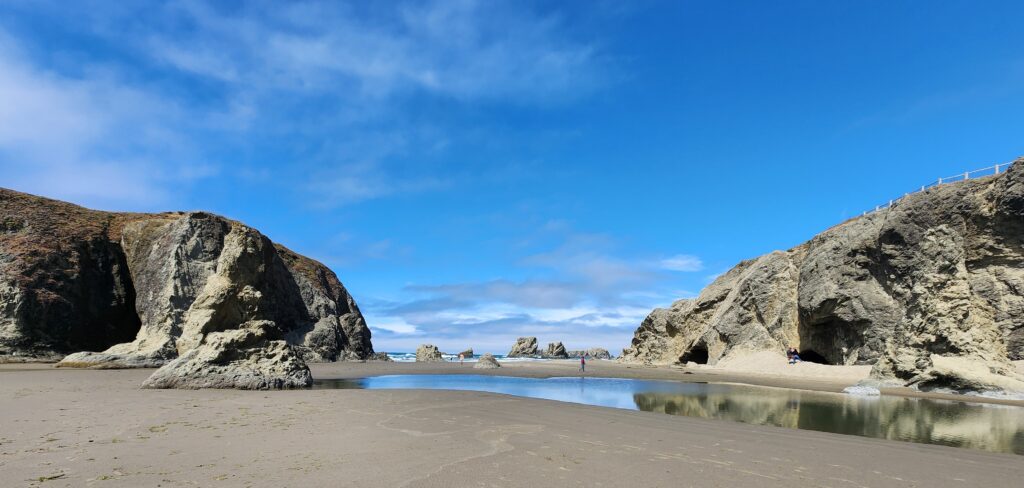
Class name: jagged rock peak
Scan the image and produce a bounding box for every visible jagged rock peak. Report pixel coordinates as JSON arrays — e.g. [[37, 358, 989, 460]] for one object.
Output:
[[507, 337, 539, 358], [541, 341, 568, 359]]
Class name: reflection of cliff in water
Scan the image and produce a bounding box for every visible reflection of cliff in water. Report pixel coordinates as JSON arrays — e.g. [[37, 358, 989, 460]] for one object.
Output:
[[634, 386, 1024, 454]]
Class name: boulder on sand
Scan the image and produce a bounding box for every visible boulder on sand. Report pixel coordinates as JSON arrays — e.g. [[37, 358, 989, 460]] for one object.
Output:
[[416, 344, 444, 362], [141, 322, 312, 390], [474, 353, 501, 369], [507, 337, 539, 358]]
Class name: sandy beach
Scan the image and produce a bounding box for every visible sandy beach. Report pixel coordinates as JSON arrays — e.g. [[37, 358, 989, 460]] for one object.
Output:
[[2, 361, 1022, 487]]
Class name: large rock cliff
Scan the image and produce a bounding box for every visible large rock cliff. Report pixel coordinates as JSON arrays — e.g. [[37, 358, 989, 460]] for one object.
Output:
[[621, 161, 1024, 394], [0, 188, 374, 387]]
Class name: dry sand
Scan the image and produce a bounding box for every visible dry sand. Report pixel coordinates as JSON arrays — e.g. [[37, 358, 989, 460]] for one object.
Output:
[[2, 361, 1023, 487]]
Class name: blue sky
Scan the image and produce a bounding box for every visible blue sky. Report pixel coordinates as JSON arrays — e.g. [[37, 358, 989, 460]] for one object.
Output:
[[2, 1, 1023, 353]]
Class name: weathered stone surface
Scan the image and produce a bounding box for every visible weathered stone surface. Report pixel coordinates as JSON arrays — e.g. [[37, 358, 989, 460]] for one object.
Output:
[[52, 212, 372, 371], [1, 188, 374, 388], [457, 348, 473, 358], [507, 337, 538, 358], [474, 353, 501, 369], [541, 341, 568, 359], [141, 322, 312, 390], [416, 344, 444, 362], [622, 160, 1024, 394], [0, 189, 142, 359], [568, 348, 612, 360]]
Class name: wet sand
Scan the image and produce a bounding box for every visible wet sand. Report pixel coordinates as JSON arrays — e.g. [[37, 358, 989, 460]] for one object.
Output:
[[2, 362, 1022, 487]]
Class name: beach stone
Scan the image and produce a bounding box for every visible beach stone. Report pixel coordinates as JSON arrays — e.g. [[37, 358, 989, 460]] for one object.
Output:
[[416, 344, 444, 362], [368, 352, 394, 362], [542, 341, 569, 359], [507, 337, 539, 357], [568, 348, 612, 360], [457, 348, 473, 358], [622, 159, 1024, 394], [474, 353, 501, 369]]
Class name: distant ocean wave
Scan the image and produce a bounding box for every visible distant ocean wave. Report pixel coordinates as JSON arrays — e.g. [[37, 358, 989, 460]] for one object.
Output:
[[384, 352, 548, 363]]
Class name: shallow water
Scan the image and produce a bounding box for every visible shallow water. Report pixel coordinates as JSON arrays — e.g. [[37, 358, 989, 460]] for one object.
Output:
[[313, 375, 1024, 455]]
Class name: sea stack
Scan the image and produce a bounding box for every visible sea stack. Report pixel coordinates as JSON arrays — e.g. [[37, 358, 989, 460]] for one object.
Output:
[[621, 160, 1024, 394], [0, 189, 374, 389], [568, 348, 611, 360], [507, 337, 539, 357], [416, 344, 444, 362], [541, 341, 569, 359]]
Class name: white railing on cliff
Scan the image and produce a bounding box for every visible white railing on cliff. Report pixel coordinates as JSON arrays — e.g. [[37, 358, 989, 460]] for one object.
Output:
[[862, 160, 1017, 216]]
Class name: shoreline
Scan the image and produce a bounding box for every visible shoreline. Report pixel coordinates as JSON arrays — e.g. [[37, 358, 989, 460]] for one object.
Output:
[[307, 359, 1024, 407], [1, 364, 1022, 487], [5, 358, 1023, 407]]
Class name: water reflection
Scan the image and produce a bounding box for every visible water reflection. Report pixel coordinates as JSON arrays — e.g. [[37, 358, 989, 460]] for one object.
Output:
[[312, 375, 1024, 455], [634, 386, 1024, 455]]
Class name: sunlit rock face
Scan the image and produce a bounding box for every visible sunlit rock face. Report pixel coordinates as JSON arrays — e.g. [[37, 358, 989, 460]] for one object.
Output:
[[507, 337, 539, 358], [622, 160, 1024, 394], [1, 188, 373, 388]]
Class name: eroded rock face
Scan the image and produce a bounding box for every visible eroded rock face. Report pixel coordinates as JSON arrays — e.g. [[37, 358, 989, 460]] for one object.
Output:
[[474, 353, 501, 369], [416, 344, 443, 362], [53, 212, 373, 372], [507, 337, 539, 358], [0, 190, 142, 360], [457, 348, 473, 357], [568, 348, 612, 360], [141, 322, 312, 390], [541, 341, 568, 359], [622, 161, 1024, 393], [1, 189, 373, 388]]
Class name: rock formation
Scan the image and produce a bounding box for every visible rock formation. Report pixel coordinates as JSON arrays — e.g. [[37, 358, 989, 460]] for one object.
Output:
[[1, 188, 374, 388], [568, 348, 612, 360], [416, 344, 443, 362], [621, 161, 1024, 394], [507, 337, 539, 357], [474, 353, 501, 369], [141, 322, 312, 389], [541, 341, 569, 359], [457, 348, 473, 357]]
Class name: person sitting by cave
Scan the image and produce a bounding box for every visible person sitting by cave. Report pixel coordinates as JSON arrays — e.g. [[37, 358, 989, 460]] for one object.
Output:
[[787, 347, 801, 364]]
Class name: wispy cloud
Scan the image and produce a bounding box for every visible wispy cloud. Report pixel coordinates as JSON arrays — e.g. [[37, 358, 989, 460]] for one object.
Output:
[[660, 254, 704, 272], [363, 225, 703, 353], [0, 30, 217, 209], [147, 0, 604, 103], [0, 0, 610, 208]]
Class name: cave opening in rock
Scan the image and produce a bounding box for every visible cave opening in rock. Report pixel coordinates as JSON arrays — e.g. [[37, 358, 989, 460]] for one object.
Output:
[[797, 349, 831, 365], [798, 312, 865, 366], [680, 345, 709, 365]]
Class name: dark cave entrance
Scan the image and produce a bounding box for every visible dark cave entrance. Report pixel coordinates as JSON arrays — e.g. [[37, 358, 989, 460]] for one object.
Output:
[[680, 344, 709, 365], [798, 311, 867, 366], [797, 349, 831, 365]]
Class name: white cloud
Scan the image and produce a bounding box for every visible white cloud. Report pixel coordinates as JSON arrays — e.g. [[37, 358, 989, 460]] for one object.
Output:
[[661, 254, 704, 272], [0, 31, 215, 209], [371, 320, 419, 335], [149, 0, 603, 103]]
